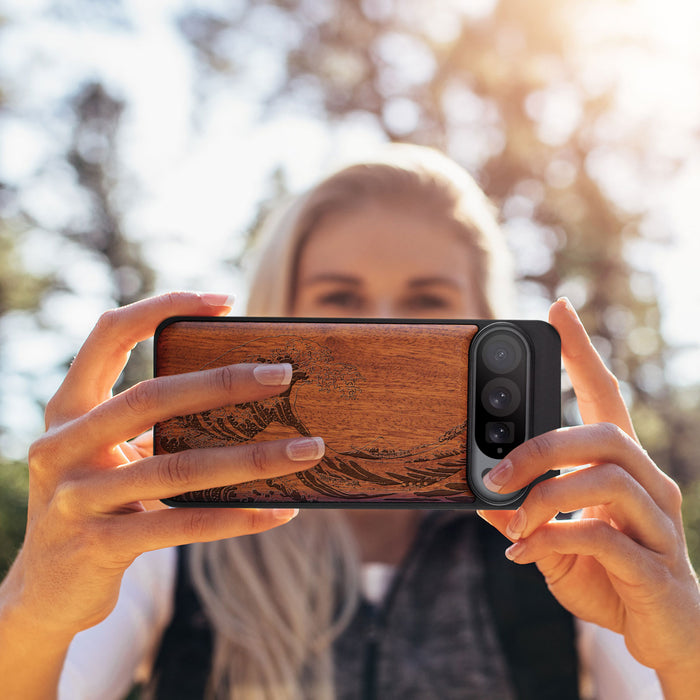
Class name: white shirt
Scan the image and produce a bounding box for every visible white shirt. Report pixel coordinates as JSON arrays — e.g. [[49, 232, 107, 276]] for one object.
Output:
[[59, 548, 176, 700], [59, 548, 663, 700]]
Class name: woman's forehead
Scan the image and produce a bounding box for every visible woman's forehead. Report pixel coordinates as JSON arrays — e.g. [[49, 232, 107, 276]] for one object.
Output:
[[298, 203, 473, 277]]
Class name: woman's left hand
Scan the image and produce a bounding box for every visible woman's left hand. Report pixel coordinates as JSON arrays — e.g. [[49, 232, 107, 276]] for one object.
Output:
[[478, 298, 700, 696]]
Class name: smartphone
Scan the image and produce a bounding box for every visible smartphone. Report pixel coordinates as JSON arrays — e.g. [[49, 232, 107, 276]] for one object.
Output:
[[153, 317, 560, 509]]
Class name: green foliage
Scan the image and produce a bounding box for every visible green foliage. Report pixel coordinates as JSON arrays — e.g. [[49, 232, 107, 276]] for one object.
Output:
[[0, 460, 28, 577], [0, 225, 53, 315]]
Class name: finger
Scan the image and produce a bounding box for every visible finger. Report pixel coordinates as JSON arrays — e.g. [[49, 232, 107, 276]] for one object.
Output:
[[548, 298, 636, 439], [120, 441, 144, 462], [127, 430, 153, 459], [476, 509, 516, 540], [120, 431, 152, 461], [503, 464, 675, 554], [503, 518, 662, 588], [110, 506, 301, 558], [483, 423, 681, 514], [68, 362, 294, 454], [47, 292, 235, 424], [86, 437, 325, 507]]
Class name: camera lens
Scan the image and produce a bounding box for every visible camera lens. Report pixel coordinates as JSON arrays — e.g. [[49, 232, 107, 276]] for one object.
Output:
[[482, 334, 523, 374], [489, 387, 511, 411], [486, 421, 514, 443], [481, 378, 521, 417]]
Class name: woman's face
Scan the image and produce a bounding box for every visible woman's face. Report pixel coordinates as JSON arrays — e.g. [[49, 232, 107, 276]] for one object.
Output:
[[292, 202, 485, 319]]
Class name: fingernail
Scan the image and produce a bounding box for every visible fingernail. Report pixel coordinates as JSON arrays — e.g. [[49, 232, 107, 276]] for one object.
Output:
[[199, 293, 236, 308], [483, 460, 512, 493], [557, 296, 578, 319], [254, 363, 293, 386], [286, 437, 325, 461], [505, 541, 527, 561], [506, 509, 527, 540], [273, 508, 299, 521]]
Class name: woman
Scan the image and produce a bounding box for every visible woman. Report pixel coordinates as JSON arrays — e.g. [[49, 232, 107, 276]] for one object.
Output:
[[0, 146, 698, 699]]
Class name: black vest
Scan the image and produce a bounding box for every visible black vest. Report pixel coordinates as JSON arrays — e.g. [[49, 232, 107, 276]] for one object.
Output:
[[148, 514, 579, 699]]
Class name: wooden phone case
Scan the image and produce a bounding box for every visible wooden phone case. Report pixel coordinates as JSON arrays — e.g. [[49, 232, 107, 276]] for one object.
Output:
[[153, 317, 560, 508]]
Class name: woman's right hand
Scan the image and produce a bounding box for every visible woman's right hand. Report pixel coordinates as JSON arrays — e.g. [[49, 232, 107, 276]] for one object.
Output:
[[1, 292, 325, 643]]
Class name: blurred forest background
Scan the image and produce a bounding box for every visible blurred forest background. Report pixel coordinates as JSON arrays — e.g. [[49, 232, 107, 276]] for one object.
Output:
[[1, 0, 700, 574]]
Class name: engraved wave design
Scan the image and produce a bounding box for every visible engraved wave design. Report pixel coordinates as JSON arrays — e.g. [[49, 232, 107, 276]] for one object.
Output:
[[162, 336, 469, 502]]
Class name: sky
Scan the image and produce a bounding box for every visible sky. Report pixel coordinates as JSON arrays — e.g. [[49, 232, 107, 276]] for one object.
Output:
[[1, 0, 700, 456]]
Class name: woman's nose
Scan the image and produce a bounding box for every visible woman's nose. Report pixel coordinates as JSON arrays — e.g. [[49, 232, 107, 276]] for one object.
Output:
[[368, 300, 399, 318]]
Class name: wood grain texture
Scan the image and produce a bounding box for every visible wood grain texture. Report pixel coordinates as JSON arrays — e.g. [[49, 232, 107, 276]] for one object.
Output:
[[155, 320, 478, 504]]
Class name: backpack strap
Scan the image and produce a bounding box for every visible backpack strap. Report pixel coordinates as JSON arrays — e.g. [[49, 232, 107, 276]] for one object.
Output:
[[146, 546, 212, 699], [477, 515, 580, 700]]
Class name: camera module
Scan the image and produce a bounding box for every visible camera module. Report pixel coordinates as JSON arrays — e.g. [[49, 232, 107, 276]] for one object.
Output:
[[469, 323, 531, 464], [467, 320, 559, 507]]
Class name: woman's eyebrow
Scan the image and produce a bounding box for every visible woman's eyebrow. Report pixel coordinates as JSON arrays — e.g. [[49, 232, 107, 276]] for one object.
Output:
[[407, 277, 462, 289], [301, 273, 361, 286]]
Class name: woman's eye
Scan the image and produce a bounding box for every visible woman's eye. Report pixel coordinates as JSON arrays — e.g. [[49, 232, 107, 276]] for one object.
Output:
[[403, 295, 450, 311], [316, 291, 364, 310]]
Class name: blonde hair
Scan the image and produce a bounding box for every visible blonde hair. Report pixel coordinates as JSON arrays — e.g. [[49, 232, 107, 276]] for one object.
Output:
[[189, 512, 359, 700], [188, 144, 514, 699]]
